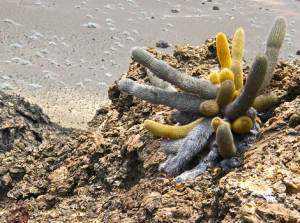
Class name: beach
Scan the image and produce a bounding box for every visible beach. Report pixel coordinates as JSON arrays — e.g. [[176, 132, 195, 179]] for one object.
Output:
[[0, 0, 299, 129]]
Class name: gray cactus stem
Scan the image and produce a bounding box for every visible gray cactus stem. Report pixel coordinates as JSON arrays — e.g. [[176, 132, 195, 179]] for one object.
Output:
[[147, 69, 177, 92], [132, 47, 219, 99], [159, 117, 214, 176], [118, 78, 205, 113], [176, 136, 219, 183], [260, 16, 286, 94], [161, 138, 185, 155]]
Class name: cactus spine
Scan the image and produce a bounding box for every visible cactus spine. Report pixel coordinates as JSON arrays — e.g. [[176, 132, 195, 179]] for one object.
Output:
[[216, 33, 232, 69], [144, 117, 205, 139]]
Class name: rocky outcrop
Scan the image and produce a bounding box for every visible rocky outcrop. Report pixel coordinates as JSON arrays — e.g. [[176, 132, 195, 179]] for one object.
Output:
[[0, 40, 299, 222]]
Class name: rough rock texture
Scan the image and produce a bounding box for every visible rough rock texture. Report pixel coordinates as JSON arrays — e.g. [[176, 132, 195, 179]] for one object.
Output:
[[0, 39, 299, 222]]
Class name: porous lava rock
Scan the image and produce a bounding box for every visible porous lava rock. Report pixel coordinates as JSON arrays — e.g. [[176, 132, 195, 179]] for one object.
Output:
[[0, 39, 299, 222]]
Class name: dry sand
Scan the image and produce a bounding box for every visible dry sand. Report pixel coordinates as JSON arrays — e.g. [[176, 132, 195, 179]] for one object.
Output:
[[0, 0, 299, 129]]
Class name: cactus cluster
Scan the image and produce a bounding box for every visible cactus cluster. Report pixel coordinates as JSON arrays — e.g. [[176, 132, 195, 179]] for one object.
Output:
[[118, 16, 286, 183]]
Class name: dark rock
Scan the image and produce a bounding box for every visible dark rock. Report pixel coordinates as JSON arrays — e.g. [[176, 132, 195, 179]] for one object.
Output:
[[156, 40, 169, 48], [171, 8, 180, 13]]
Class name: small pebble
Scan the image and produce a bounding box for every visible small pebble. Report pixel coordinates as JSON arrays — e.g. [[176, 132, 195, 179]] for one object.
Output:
[[171, 8, 180, 13], [213, 6, 219, 10], [156, 40, 169, 48], [296, 50, 300, 55]]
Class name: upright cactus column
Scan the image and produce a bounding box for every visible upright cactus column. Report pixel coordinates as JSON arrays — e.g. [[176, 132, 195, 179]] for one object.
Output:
[[260, 16, 286, 93]]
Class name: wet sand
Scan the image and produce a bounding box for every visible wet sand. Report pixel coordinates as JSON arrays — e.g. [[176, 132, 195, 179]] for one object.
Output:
[[0, 0, 299, 129]]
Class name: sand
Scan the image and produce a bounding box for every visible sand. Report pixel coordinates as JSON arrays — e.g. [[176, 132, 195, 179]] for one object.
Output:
[[0, 0, 299, 129]]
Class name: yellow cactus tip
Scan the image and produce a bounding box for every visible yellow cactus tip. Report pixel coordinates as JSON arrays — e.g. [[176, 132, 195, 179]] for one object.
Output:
[[232, 27, 245, 64], [211, 117, 231, 132], [209, 71, 220, 85], [219, 68, 234, 83], [232, 116, 253, 134], [232, 90, 240, 101], [216, 32, 232, 69]]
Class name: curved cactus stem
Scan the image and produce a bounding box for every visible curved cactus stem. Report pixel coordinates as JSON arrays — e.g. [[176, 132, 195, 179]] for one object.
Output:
[[118, 78, 205, 113], [131, 47, 219, 99], [144, 117, 205, 139], [175, 136, 219, 183], [222, 54, 268, 120], [159, 117, 214, 176], [252, 92, 277, 112], [260, 16, 286, 93]]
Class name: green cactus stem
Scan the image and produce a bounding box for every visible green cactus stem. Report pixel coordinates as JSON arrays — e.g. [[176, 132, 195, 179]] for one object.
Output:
[[222, 54, 268, 120], [252, 92, 277, 112], [200, 100, 220, 116], [216, 123, 236, 158], [118, 78, 205, 113], [216, 79, 235, 108], [231, 61, 243, 91], [131, 47, 219, 99]]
